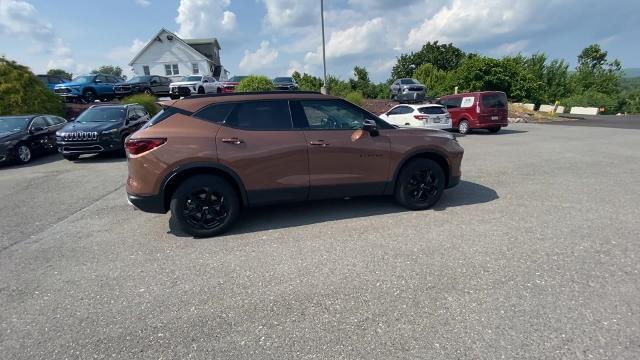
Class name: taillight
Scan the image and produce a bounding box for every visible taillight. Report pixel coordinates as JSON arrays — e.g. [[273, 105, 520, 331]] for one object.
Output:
[[413, 115, 428, 120], [125, 138, 166, 155]]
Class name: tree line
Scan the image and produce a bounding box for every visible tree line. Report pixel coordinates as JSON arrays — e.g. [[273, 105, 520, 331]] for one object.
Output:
[[293, 42, 639, 114]]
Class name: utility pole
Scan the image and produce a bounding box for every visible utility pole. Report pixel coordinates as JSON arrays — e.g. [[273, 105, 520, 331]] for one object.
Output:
[[320, 0, 328, 94]]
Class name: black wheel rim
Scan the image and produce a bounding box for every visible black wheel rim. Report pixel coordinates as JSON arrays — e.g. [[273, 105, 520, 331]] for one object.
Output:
[[406, 168, 439, 203], [183, 187, 229, 230], [85, 92, 95, 102]]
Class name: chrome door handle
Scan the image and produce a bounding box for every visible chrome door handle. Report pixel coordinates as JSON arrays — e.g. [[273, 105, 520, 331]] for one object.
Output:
[[221, 137, 244, 144], [309, 140, 329, 147]]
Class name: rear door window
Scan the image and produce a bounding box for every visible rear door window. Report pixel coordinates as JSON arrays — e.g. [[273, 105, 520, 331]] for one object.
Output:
[[226, 101, 292, 130], [388, 106, 413, 115], [418, 106, 446, 115], [442, 97, 462, 109], [481, 93, 507, 108]]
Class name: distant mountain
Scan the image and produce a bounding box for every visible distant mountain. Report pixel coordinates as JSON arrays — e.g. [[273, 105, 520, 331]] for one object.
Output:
[[623, 68, 640, 78]]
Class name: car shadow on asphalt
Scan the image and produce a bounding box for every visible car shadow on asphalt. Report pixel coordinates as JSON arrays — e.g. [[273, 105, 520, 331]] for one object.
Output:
[[457, 129, 527, 136], [168, 180, 498, 238], [0, 152, 62, 170], [71, 152, 127, 163]]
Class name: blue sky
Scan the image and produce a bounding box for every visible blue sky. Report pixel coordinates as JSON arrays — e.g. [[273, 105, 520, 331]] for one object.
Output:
[[1, 0, 639, 82]]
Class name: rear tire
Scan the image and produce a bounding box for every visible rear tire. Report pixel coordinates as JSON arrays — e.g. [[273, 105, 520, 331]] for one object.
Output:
[[488, 127, 501, 133], [458, 120, 471, 135], [170, 175, 240, 238], [395, 159, 445, 210]]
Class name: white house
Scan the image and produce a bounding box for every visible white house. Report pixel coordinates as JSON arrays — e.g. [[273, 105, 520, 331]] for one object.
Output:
[[129, 28, 229, 81]]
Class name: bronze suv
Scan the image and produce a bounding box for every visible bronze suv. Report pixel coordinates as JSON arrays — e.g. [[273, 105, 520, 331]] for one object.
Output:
[[126, 92, 464, 237]]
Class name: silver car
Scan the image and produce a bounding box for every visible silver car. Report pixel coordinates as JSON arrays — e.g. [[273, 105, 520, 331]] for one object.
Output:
[[390, 78, 427, 102]]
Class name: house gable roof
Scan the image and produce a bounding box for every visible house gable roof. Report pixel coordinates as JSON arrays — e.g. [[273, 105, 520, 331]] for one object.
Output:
[[128, 28, 219, 66]]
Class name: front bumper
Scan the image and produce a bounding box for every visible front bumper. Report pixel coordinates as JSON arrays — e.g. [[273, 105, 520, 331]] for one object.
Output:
[[127, 192, 166, 213], [57, 139, 122, 155], [170, 86, 193, 98], [396, 91, 426, 102]]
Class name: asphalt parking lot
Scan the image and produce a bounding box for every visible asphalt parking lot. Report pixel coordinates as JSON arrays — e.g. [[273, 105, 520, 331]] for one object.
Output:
[[1, 122, 639, 359]]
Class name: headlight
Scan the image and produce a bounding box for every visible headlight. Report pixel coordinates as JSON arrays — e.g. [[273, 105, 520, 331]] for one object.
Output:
[[102, 128, 118, 134]]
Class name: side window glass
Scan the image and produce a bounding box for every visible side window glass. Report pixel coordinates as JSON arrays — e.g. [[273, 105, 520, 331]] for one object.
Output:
[[194, 103, 235, 123], [300, 100, 364, 130], [44, 116, 62, 126], [226, 101, 292, 130], [31, 117, 48, 129], [387, 107, 402, 115]]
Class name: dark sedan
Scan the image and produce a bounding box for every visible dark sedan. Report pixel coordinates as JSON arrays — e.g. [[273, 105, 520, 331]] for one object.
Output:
[[114, 75, 171, 98], [0, 115, 68, 165], [272, 77, 299, 91]]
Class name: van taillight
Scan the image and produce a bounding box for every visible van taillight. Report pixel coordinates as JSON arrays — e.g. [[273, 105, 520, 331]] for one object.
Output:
[[125, 138, 166, 155]]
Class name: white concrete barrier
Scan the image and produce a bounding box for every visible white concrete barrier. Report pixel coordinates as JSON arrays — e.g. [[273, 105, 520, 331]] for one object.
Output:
[[523, 103, 535, 111], [570, 107, 599, 115], [556, 106, 565, 114], [538, 104, 555, 113]]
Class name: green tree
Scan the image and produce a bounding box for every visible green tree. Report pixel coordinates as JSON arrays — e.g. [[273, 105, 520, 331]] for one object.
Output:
[[413, 63, 455, 97], [391, 41, 466, 79], [291, 71, 323, 92], [46, 68, 72, 80], [349, 66, 379, 98], [542, 59, 570, 103], [571, 44, 622, 96], [236, 75, 274, 92], [326, 75, 352, 97], [0, 57, 65, 116], [92, 65, 125, 79]]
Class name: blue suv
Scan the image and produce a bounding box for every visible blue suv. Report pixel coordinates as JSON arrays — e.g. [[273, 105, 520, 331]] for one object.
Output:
[[53, 74, 120, 103]]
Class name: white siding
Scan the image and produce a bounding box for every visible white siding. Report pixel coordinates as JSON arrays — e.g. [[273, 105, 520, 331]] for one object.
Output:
[[130, 33, 212, 81]]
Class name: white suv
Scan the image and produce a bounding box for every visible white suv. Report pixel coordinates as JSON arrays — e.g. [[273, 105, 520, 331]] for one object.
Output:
[[379, 104, 452, 130], [169, 75, 223, 99]]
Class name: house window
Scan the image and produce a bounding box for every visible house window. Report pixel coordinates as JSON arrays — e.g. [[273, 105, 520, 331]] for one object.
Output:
[[165, 64, 180, 76], [192, 63, 199, 74], [143, 65, 150, 76]]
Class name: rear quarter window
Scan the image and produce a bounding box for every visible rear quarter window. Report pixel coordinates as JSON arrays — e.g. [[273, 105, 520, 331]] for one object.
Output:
[[481, 93, 507, 108]]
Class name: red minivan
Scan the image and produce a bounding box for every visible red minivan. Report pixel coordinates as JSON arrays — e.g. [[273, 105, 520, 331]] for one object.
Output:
[[437, 91, 508, 134]]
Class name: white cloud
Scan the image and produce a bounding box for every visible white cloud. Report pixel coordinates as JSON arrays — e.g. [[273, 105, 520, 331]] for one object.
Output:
[[176, 0, 236, 38], [134, 0, 151, 7], [239, 41, 278, 73], [0, 0, 75, 71], [108, 38, 146, 63], [261, 0, 318, 29], [492, 40, 529, 56], [405, 0, 534, 50], [305, 17, 387, 63], [286, 60, 314, 76]]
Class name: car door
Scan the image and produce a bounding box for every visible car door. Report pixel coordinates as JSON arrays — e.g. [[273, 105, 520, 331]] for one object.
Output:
[[383, 105, 415, 126], [159, 77, 171, 95], [150, 76, 162, 94], [296, 99, 391, 199], [44, 116, 66, 150], [213, 100, 309, 205], [28, 116, 50, 154], [93, 75, 111, 96]]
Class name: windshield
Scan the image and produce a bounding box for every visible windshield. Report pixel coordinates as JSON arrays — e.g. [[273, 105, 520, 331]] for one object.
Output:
[[76, 107, 125, 123], [400, 79, 417, 85], [0, 117, 30, 133], [229, 76, 247, 82], [181, 76, 202, 82], [71, 75, 95, 84], [127, 76, 149, 83], [274, 77, 293, 83]]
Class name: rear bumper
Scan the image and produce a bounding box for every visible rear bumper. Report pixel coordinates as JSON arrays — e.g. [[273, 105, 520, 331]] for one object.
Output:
[[127, 193, 166, 213]]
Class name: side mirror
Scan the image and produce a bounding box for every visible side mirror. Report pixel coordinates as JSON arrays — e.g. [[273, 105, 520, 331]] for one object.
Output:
[[362, 120, 379, 137], [203, 80, 209, 83]]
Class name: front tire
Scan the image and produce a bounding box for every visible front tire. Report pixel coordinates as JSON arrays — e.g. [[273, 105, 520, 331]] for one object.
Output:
[[170, 175, 240, 237], [143, 88, 154, 96], [83, 89, 97, 103], [15, 143, 32, 164], [198, 87, 205, 94], [170, 94, 180, 100], [395, 159, 446, 210], [458, 120, 471, 135]]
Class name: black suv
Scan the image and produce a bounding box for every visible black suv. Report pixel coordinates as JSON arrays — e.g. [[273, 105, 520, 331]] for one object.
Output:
[[114, 75, 171, 98], [56, 104, 150, 160]]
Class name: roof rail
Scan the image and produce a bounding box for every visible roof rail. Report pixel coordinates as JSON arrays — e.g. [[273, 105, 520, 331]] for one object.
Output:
[[184, 91, 324, 99], [88, 103, 138, 109]]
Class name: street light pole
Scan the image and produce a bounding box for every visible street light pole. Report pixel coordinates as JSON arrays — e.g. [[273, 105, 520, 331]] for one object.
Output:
[[320, 0, 328, 94]]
